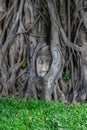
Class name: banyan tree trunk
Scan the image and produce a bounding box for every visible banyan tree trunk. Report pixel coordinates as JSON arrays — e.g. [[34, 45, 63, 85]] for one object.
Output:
[[0, 0, 87, 103]]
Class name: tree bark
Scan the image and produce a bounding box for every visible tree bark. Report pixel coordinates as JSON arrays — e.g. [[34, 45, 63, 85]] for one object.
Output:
[[0, 0, 87, 103]]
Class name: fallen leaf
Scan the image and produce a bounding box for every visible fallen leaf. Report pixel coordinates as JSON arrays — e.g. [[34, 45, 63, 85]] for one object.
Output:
[[59, 128, 63, 130], [28, 116, 33, 120], [45, 117, 49, 121]]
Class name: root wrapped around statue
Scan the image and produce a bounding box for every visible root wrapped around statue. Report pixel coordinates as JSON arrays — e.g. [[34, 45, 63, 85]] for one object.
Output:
[[0, 0, 87, 103]]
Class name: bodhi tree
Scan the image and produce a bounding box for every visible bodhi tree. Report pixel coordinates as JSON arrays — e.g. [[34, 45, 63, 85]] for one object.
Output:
[[0, 0, 87, 103]]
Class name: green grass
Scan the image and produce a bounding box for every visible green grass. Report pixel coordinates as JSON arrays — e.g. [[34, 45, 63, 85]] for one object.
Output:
[[0, 98, 87, 130]]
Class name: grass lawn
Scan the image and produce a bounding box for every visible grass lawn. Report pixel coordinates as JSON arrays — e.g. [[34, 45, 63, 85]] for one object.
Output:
[[0, 98, 87, 130]]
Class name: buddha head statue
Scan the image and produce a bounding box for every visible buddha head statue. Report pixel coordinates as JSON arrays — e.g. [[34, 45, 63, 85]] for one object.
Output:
[[36, 45, 52, 77]]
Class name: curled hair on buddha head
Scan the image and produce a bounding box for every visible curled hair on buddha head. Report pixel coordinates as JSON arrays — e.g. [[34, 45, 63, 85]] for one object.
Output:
[[37, 45, 51, 61]]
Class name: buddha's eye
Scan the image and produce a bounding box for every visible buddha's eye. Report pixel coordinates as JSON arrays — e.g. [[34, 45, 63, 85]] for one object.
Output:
[[38, 58, 43, 64]]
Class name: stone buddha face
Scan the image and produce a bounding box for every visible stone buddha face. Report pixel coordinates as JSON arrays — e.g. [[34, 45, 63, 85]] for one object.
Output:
[[36, 48, 51, 77]]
